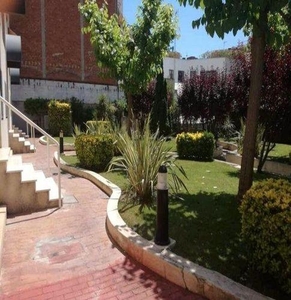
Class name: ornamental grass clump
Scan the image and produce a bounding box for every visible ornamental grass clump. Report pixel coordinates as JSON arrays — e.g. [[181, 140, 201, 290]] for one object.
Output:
[[108, 117, 187, 211], [240, 179, 291, 294]]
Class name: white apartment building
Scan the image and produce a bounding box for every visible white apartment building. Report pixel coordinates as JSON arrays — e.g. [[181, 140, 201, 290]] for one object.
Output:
[[163, 56, 232, 94]]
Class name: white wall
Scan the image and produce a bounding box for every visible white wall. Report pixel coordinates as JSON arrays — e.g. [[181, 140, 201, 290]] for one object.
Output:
[[12, 56, 231, 105], [163, 56, 232, 83], [12, 79, 125, 103], [0, 13, 10, 147]]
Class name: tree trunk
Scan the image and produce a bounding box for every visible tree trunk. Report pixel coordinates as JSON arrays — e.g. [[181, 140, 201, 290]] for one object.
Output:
[[257, 140, 276, 173], [126, 92, 134, 134], [237, 27, 266, 201]]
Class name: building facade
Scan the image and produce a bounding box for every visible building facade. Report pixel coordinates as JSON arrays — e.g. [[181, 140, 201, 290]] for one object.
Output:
[[0, 0, 25, 147], [10, 0, 123, 105], [163, 56, 232, 95]]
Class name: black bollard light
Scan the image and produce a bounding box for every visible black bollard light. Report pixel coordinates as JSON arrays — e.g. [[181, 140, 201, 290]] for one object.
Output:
[[154, 165, 170, 246], [60, 130, 64, 154]]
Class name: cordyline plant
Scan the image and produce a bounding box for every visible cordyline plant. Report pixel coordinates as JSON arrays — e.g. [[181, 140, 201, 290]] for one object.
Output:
[[107, 117, 188, 212]]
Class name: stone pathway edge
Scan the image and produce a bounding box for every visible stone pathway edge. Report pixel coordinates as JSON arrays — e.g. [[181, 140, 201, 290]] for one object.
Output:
[[52, 149, 271, 300]]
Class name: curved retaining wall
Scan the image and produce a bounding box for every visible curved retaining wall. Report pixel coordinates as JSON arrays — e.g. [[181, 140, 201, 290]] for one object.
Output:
[[53, 151, 271, 300]]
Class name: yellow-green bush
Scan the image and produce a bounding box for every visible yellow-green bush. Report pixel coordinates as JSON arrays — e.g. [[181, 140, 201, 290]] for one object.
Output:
[[176, 131, 214, 160], [240, 179, 291, 294], [75, 134, 114, 171], [48, 100, 71, 135]]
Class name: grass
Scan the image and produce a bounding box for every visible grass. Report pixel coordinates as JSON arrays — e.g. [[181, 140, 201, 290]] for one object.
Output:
[[61, 152, 289, 299], [268, 143, 291, 164], [106, 160, 289, 299], [44, 136, 75, 144]]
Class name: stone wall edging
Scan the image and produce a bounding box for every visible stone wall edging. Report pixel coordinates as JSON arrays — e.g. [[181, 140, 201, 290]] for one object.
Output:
[[0, 207, 7, 270], [51, 147, 271, 300]]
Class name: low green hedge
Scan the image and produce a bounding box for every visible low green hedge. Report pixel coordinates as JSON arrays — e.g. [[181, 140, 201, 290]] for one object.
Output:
[[176, 131, 215, 161], [75, 134, 114, 172]]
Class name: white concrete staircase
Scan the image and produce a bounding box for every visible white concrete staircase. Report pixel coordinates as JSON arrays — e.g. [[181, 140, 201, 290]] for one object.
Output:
[[0, 147, 59, 215], [9, 127, 35, 154]]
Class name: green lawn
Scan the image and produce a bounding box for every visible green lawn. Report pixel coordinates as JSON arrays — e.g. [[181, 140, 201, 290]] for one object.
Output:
[[168, 138, 291, 165], [44, 136, 75, 144], [61, 152, 289, 299], [268, 143, 291, 164], [102, 161, 288, 299]]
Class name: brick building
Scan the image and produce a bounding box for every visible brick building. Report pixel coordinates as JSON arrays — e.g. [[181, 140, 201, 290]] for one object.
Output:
[[10, 0, 123, 108]]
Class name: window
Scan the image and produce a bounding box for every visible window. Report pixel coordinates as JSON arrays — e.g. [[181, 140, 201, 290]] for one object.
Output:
[[190, 70, 196, 78], [169, 69, 174, 80], [200, 70, 217, 78], [178, 70, 184, 82]]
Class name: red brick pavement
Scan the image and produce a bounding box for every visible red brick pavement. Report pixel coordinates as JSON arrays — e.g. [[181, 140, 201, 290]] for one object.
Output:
[[0, 143, 206, 299]]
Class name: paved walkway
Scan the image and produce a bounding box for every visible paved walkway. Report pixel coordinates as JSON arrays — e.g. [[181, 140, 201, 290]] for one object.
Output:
[[0, 142, 206, 299]]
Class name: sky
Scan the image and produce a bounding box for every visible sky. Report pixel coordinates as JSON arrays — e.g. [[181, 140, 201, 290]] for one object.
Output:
[[123, 0, 248, 58]]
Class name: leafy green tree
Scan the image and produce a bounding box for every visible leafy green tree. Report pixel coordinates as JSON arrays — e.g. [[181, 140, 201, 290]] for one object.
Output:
[[200, 44, 248, 59], [179, 0, 291, 200], [79, 0, 177, 132]]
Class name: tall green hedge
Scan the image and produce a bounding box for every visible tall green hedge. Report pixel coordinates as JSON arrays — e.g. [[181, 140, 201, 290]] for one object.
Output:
[[24, 98, 48, 116], [48, 100, 71, 136]]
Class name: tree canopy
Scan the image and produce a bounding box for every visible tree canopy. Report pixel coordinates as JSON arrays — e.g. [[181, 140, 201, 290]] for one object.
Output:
[[79, 0, 177, 130], [179, 0, 291, 199]]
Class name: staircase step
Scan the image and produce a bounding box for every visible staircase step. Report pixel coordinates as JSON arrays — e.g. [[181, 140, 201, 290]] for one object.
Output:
[[35, 171, 59, 201], [21, 163, 37, 183], [11, 133, 20, 139], [46, 177, 59, 200], [0, 148, 11, 162], [6, 155, 23, 173]]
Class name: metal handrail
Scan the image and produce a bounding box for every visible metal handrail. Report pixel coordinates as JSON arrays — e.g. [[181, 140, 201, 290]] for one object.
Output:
[[0, 95, 62, 208]]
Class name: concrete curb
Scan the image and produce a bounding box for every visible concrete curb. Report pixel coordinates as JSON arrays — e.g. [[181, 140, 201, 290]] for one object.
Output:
[[39, 135, 75, 151], [51, 148, 271, 300], [0, 206, 7, 270]]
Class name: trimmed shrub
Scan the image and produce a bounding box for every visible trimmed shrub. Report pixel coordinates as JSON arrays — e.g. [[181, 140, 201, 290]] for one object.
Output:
[[48, 100, 71, 136], [240, 179, 291, 294], [24, 97, 48, 116], [75, 134, 114, 172], [176, 131, 215, 160]]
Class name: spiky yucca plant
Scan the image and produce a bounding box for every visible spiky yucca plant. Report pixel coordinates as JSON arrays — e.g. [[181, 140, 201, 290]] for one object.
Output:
[[108, 117, 187, 211]]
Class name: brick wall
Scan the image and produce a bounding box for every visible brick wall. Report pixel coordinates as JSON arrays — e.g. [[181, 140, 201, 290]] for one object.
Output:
[[10, 0, 117, 85]]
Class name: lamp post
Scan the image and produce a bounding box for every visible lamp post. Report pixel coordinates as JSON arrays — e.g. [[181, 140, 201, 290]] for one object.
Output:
[[59, 130, 64, 154], [154, 165, 170, 246]]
